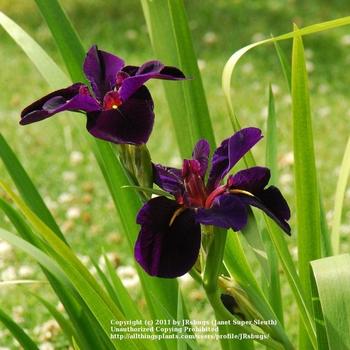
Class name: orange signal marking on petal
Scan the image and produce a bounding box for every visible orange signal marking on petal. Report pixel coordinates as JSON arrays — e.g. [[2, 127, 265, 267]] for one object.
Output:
[[229, 189, 254, 197], [169, 206, 186, 227]]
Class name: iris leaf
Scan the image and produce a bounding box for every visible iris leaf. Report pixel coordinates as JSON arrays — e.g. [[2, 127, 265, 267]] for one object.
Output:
[[264, 86, 283, 324], [291, 26, 321, 349], [140, 0, 216, 157], [0, 133, 66, 242], [224, 233, 293, 349], [103, 254, 145, 322], [331, 136, 350, 254], [0, 183, 143, 350], [221, 18, 350, 347], [35, 295, 78, 346], [30, 3, 184, 349], [0, 197, 107, 350], [121, 185, 173, 198], [222, 16, 350, 118], [0, 307, 39, 350], [0, 11, 68, 88], [311, 254, 350, 350], [266, 85, 278, 185], [273, 41, 332, 258]]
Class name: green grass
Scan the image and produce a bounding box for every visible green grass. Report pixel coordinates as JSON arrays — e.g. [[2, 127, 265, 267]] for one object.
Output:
[[1, 0, 350, 348]]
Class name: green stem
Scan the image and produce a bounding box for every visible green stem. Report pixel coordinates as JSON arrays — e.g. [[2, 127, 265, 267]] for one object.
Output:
[[206, 290, 284, 350], [117, 144, 153, 201], [203, 227, 227, 293]]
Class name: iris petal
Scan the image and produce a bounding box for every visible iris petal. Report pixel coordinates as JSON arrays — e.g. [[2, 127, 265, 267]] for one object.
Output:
[[196, 194, 248, 231], [237, 187, 291, 235], [229, 166, 270, 194], [153, 164, 184, 197], [207, 128, 263, 191], [119, 60, 186, 101], [192, 139, 210, 177], [86, 86, 154, 145], [135, 197, 201, 278], [83, 45, 125, 100], [20, 83, 99, 125]]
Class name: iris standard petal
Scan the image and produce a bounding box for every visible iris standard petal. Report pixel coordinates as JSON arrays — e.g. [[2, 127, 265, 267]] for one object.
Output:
[[135, 196, 201, 278], [196, 194, 248, 231], [153, 164, 184, 197], [83, 45, 125, 101], [229, 166, 270, 194], [86, 86, 154, 145], [207, 128, 263, 190], [20, 83, 100, 125], [119, 60, 186, 101], [192, 139, 210, 177], [238, 187, 291, 235]]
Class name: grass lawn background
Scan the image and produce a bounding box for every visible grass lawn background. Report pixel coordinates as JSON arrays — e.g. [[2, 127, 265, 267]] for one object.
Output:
[[0, 0, 350, 348]]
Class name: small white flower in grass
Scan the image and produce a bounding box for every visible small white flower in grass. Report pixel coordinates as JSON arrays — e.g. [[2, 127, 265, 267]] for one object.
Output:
[[1, 266, 17, 280], [326, 210, 333, 221], [12, 306, 24, 323], [70, 150, 84, 165], [202, 31, 217, 45], [291, 247, 298, 260], [271, 83, 280, 95], [44, 196, 57, 211], [340, 34, 350, 46], [305, 48, 314, 59], [89, 265, 97, 275], [178, 273, 193, 287], [38, 320, 60, 341], [251, 32, 265, 42], [66, 207, 81, 220], [340, 224, 350, 234], [125, 29, 138, 40], [98, 252, 120, 271], [55, 302, 65, 313], [62, 171, 77, 182], [117, 265, 139, 288], [317, 106, 331, 119], [77, 254, 90, 266], [318, 83, 330, 94], [279, 152, 294, 166], [280, 173, 293, 186], [0, 241, 12, 256], [260, 106, 268, 120], [306, 61, 314, 73], [18, 265, 34, 278], [281, 94, 292, 105], [68, 185, 77, 193], [39, 342, 55, 350], [58, 192, 74, 204], [241, 62, 253, 74], [0, 347, 11, 350], [251, 81, 262, 91], [197, 59, 206, 71]]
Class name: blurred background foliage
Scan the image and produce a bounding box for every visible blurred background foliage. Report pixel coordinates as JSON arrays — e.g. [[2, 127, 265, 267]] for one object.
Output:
[[0, 0, 350, 348]]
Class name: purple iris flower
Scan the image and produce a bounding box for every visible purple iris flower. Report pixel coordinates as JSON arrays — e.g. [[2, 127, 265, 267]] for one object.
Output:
[[135, 127, 291, 278], [20, 45, 185, 145]]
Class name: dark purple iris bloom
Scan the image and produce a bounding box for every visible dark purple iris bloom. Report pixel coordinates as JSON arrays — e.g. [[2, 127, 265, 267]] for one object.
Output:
[[135, 127, 291, 278], [20, 45, 185, 145]]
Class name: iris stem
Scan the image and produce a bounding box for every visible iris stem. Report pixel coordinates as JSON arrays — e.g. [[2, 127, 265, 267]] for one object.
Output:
[[206, 290, 284, 350], [189, 268, 202, 285], [116, 144, 153, 200], [203, 226, 227, 293], [202, 227, 285, 350]]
